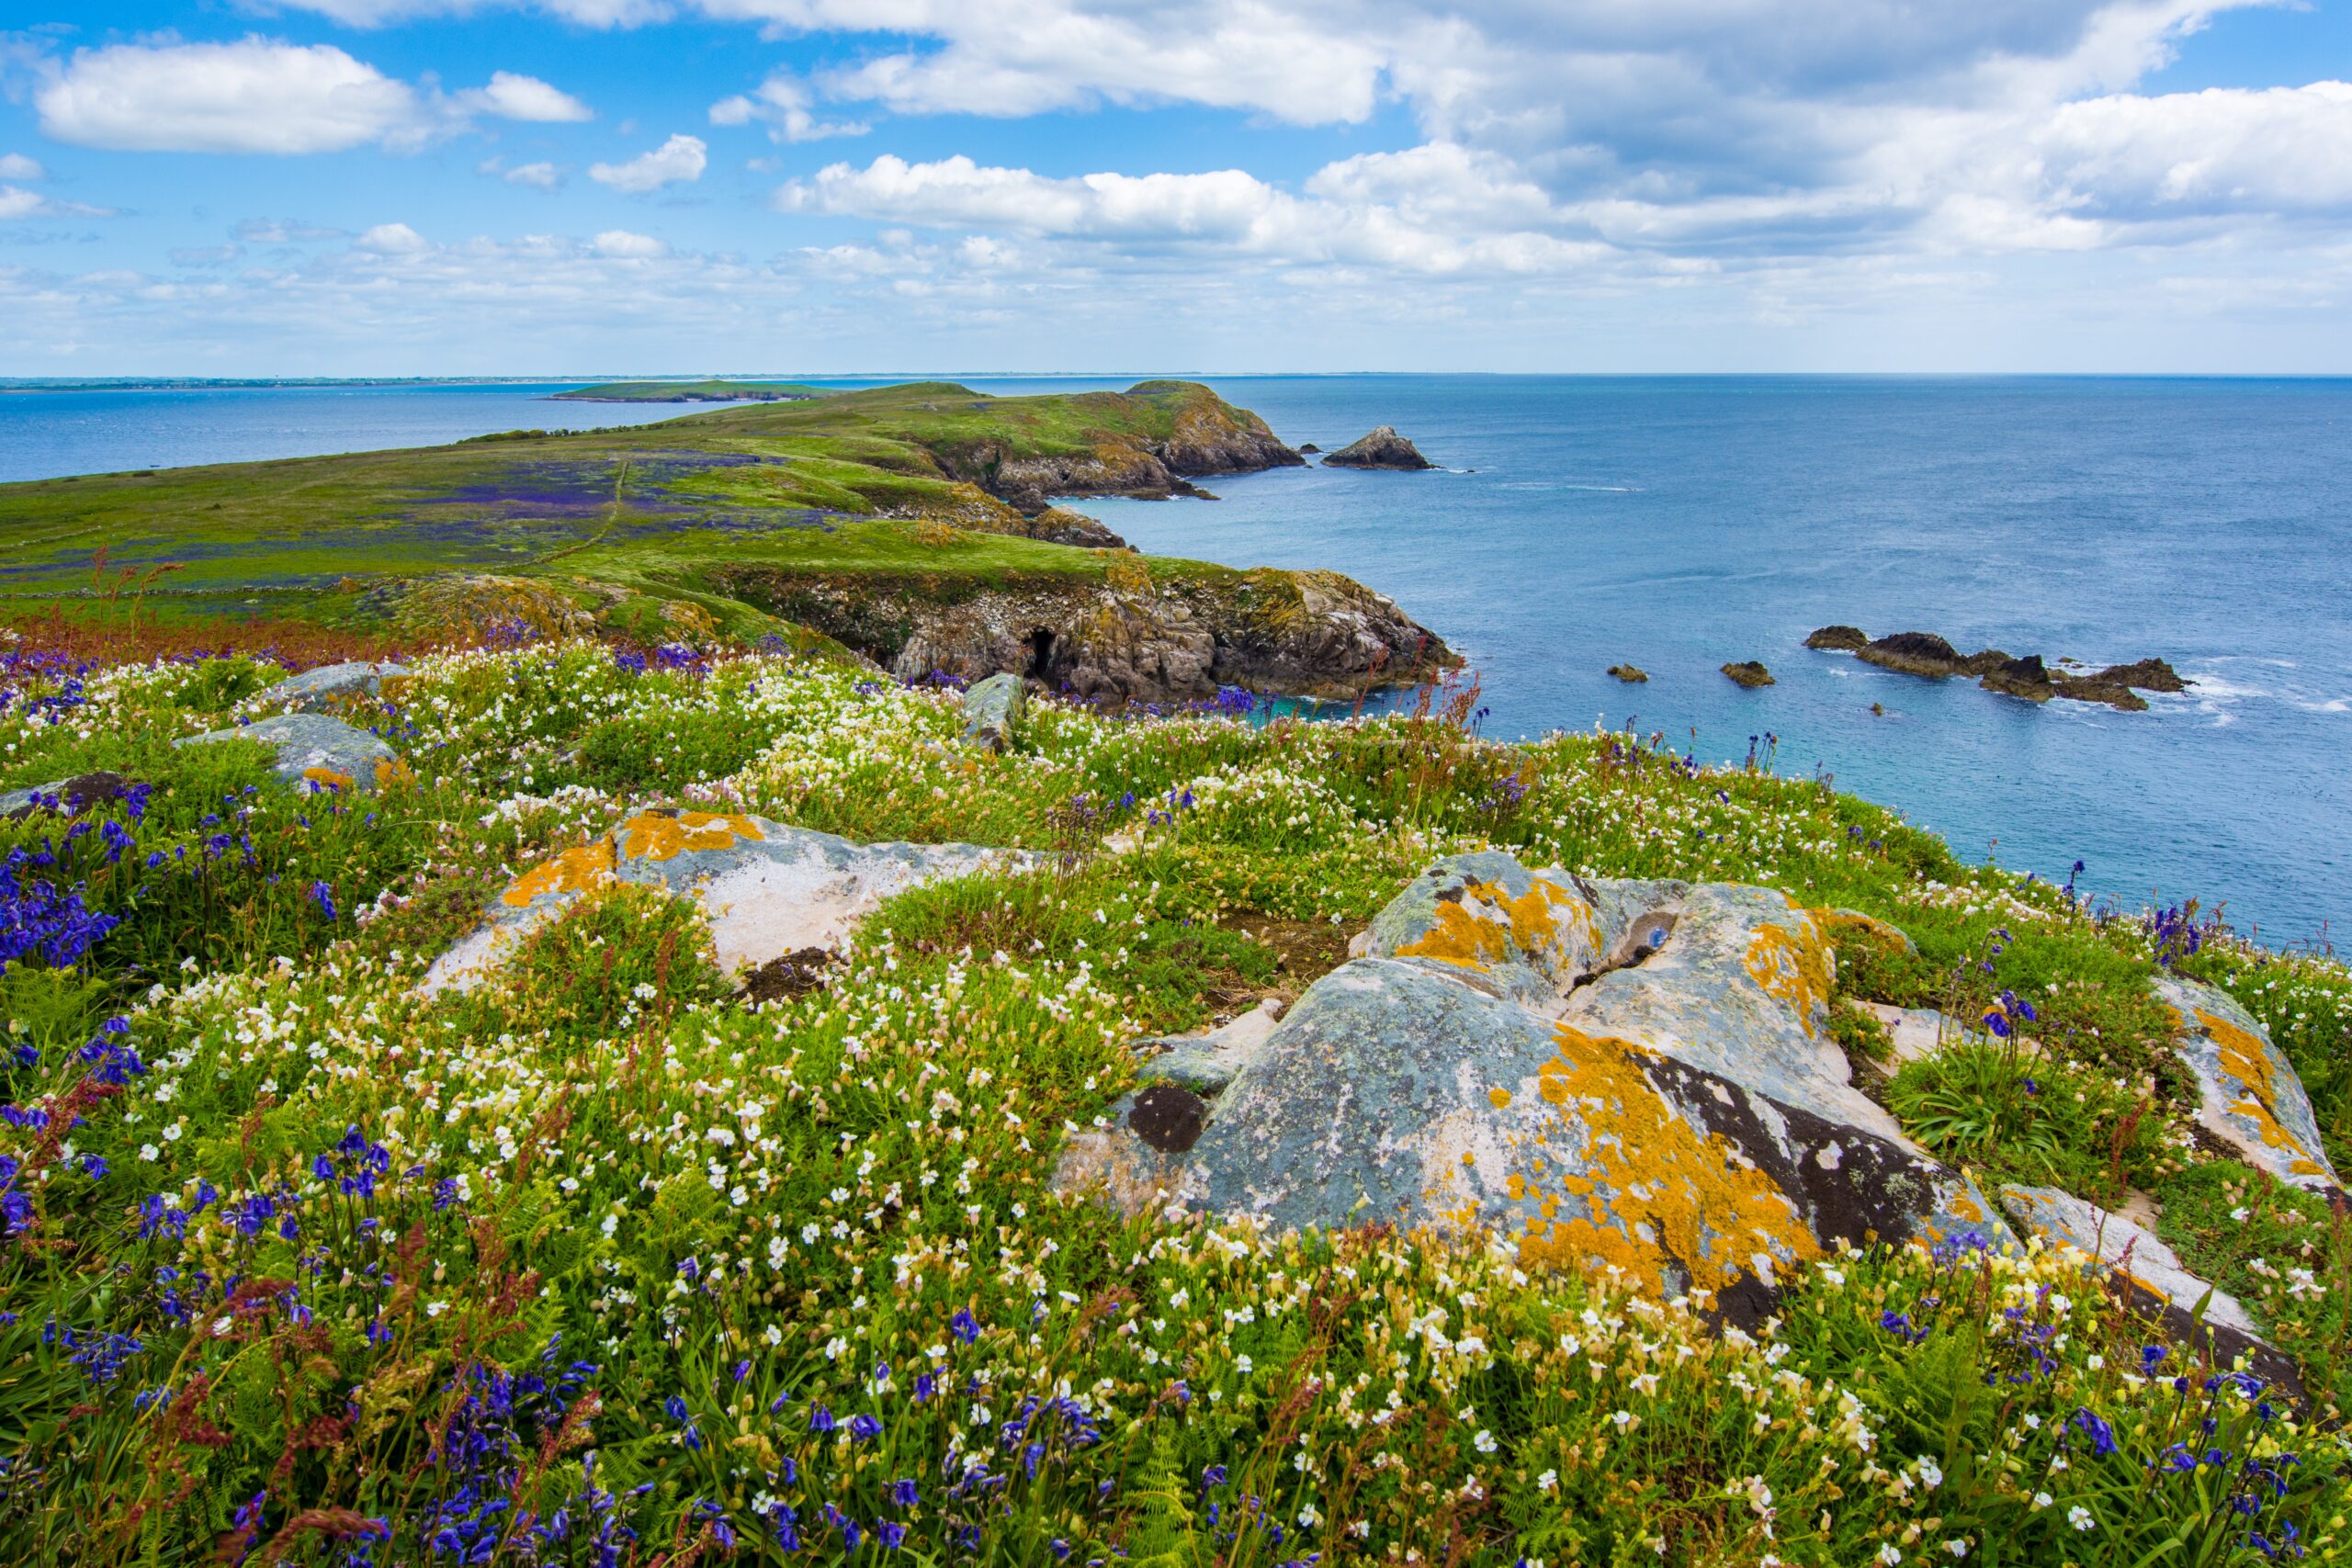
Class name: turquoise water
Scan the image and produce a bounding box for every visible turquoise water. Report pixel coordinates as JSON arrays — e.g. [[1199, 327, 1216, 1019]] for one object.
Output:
[[1, 374, 2345, 942]]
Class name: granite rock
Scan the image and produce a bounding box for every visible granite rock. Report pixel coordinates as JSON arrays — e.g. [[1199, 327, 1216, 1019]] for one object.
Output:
[[2158, 975, 2340, 1195], [960, 672, 1027, 752], [176, 713, 407, 795]]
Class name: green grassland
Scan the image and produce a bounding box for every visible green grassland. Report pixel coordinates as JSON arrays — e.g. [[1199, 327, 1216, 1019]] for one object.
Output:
[[0, 380, 1275, 633]]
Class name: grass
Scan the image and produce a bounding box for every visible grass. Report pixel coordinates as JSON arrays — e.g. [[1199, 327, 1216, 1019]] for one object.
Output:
[[0, 625, 2343, 1564]]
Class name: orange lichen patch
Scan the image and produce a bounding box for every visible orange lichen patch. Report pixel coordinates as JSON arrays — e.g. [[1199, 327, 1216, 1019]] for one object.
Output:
[[1808, 907, 1910, 951], [1743, 919, 1832, 1032], [616, 810, 766, 863], [2190, 1004, 2328, 1177], [501, 840, 618, 908], [371, 758, 413, 791], [1511, 1023, 1819, 1292], [1488, 1087, 1513, 1109], [301, 766, 356, 792], [1946, 1190, 1984, 1224], [1393, 877, 1595, 974]]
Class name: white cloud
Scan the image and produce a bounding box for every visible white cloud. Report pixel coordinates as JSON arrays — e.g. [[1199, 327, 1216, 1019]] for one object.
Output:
[[35, 39, 425, 154], [590, 132, 707, 191], [0, 154, 46, 181], [708, 72, 865, 142], [0, 184, 117, 221], [592, 228, 670, 256], [2040, 81, 2352, 214], [235, 219, 347, 243], [356, 221, 430, 254], [479, 157, 566, 188], [457, 70, 594, 123]]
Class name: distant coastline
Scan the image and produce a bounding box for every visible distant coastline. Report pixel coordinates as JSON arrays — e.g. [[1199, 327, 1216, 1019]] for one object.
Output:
[[548, 380, 831, 404]]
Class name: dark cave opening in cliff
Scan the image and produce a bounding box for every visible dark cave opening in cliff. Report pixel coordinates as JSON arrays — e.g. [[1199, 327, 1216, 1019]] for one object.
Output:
[[1025, 627, 1056, 679]]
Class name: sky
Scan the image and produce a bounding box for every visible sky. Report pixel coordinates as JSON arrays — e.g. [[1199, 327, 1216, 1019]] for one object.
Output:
[[2, 1, 2351, 374]]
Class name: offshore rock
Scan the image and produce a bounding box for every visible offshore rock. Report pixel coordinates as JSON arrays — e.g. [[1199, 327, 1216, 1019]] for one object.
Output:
[[2000, 1185, 2300, 1395], [1804, 626, 1869, 651], [1607, 664, 1649, 682], [2052, 674, 2150, 711], [426, 810, 1032, 994], [1858, 631, 1966, 678], [1322, 427, 1436, 470], [1721, 660, 1774, 688], [2094, 658, 2191, 694], [177, 713, 406, 795], [1057, 852, 2001, 1319], [2158, 976, 2340, 1195], [255, 660, 412, 713], [960, 672, 1026, 752], [1979, 654, 2055, 702]]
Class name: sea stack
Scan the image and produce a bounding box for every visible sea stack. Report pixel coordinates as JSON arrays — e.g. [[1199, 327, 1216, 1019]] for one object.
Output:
[[1323, 426, 1436, 470]]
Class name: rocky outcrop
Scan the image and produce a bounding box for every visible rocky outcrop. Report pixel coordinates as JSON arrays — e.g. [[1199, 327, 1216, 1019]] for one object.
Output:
[[1057, 852, 2002, 1319], [1607, 664, 1648, 682], [949, 382, 1304, 513], [720, 565, 1454, 705], [426, 809, 1032, 994], [255, 660, 412, 713], [1816, 626, 2188, 714], [1001, 507, 1128, 549], [2000, 1185, 2300, 1395], [177, 714, 407, 795], [1722, 661, 1774, 688], [961, 672, 1025, 752], [2158, 976, 2340, 1196], [1322, 427, 1435, 470]]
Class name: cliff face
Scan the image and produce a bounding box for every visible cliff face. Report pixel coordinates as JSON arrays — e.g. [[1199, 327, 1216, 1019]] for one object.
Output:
[[713, 563, 1454, 704], [933, 381, 1306, 513]]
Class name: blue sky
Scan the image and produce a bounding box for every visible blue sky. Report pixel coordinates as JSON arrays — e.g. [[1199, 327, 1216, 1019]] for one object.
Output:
[[3, 1, 2350, 374]]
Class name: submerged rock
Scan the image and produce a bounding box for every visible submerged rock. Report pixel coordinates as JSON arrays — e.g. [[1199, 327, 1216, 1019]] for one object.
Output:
[[1804, 626, 1869, 651], [2158, 976, 2340, 1195], [960, 671, 1026, 752], [2000, 1184, 2299, 1395], [427, 810, 1033, 994], [256, 660, 411, 713], [177, 713, 406, 795], [1322, 427, 1436, 470], [1721, 660, 1774, 688], [1057, 852, 2000, 1319], [1607, 664, 1649, 683]]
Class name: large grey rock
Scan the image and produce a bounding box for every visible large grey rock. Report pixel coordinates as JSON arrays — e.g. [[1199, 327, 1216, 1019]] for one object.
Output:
[[256, 660, 411, 712], [1058, 852, 2003, 1318], [2158, 975, 2340, 1195], [2000, 1184, 2299, 1394], [1321, 426, 1435, 470], [960, 672, 1026, 752], [0, 772, 141, 821], [425, 809, 1034, 993], [176, 713, 405, 795]]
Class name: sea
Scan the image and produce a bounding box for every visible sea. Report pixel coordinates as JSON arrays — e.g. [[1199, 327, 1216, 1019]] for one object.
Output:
[[2, 375, 2346, 944]]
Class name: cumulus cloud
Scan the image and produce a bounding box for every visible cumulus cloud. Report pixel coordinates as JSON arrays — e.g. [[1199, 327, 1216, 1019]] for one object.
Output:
[[708, 72, 865, 142], [590, 132, 708, 191], [0, 154, 47, 181], [235, 219, 348, 243], [592, 228, 670, 256], [455, 70, 594, 122], [480, 157, 566, 188], [36, 39, 426, 154], [32, 39, 598, 154], [2040, 81, 2352, 215], [356, 221, 430, 253], [0, 184, 118, 220]]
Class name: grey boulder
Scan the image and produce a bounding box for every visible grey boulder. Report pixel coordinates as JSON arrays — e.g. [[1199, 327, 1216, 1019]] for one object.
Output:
[[2158, 975, 2339, 1195], [256, 660, 411, 712], [960, 672, 1027, 752], [176, 713, 406, 795]]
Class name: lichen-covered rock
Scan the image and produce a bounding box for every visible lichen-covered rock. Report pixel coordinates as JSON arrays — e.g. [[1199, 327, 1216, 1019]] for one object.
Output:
[[1134, 999, 1285, 1096], [425, 810, 1033, 993], [255, 660, 412, 713], [176, 713, 407, 795], [1321, 427, 1435, 470], [1860, 1002, 1952, 1064], [1999, 1185, 2298, 1393], [2158, 976, 2340, 1194], [1058, 852, 2001, 1316], [961, 672, 1026, 752]]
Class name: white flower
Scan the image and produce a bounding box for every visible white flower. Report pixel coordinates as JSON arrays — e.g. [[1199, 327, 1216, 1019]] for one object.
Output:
[[162, 1123, 183, 1143], [212, 1315, 235, 1337], [1537, 1469, 1558, 1493], [2068, 1507, 2094, 1533], [824, 1336, 847, 1361], [425, 1300, 448, 1317], [2031, 1493, 2052, 1510], [140, 1144, 160, 1162], [1473, 1428, 1498, 1454], [1877, 1548, 1902, 1565], [1915, 1456, 1944, 1490], [1943, 1541, 1968, 1559], [763, 1324, 784, 1347]]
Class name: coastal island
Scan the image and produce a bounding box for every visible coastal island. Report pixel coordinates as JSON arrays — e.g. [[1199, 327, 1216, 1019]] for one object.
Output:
[[551, 379, 835, 404]]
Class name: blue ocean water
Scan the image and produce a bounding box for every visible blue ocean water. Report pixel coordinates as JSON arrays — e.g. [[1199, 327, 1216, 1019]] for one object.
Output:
[[1, 374, 2344, 942]]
